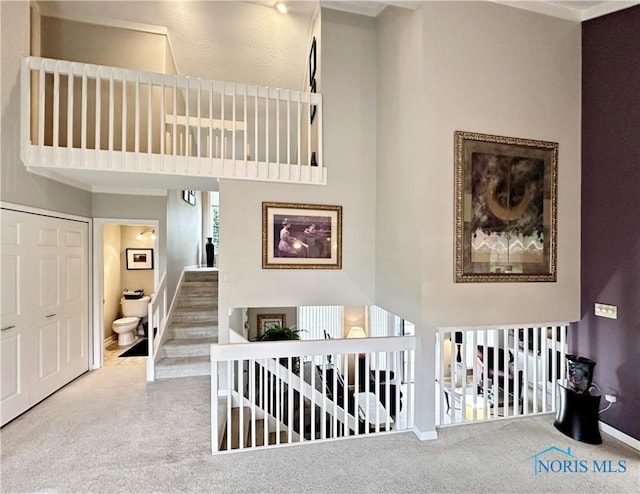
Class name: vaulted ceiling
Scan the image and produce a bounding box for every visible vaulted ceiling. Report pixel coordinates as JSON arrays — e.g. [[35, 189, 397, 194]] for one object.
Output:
[[36, 0, 639, 93]]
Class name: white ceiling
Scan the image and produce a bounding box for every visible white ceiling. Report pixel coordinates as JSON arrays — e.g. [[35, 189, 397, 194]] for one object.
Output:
[[33, 0, 639, 194], [320, 1, 640, 21], [493, 1, 640, 21]]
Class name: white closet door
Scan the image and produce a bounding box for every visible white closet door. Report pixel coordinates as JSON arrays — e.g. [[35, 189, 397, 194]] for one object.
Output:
[[1, 210, 32, 424], [59, 219, 89, 384], [1, 209, 89, 425]]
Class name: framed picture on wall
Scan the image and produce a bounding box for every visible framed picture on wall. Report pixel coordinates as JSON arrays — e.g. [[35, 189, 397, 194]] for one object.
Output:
[[126, 248, 154, 270], [257, 313, 287, 338], [454, 131, 558, 282], [262, 201, 342, 269]]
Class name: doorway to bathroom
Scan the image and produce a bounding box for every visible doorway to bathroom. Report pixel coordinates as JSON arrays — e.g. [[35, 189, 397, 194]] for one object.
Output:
[[92, 218, 159, 369]]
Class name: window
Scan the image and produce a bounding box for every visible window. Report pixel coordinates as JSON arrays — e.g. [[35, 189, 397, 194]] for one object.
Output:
[[297, 305, 343, 365], [210, 191, 220, 254], [297, 305, 343, 341]]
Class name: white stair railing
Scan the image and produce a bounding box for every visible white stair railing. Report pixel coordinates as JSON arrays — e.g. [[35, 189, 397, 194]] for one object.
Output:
[[21, 56, 324, 184], [211, 335, 415, 454], [146, 271, 168, 381], [436, 323, 568, 426]]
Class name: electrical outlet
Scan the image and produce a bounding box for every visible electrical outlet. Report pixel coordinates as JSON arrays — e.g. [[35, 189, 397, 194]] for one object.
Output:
[[594, 303, 617, 319], [605, 394, 617, 403]]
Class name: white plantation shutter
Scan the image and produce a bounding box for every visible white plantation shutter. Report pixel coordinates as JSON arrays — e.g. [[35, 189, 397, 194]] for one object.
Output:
[[297, 305, 343, 340]]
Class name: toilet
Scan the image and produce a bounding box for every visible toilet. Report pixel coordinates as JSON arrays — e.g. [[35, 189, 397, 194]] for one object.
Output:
[[112, 295, 151, 346]]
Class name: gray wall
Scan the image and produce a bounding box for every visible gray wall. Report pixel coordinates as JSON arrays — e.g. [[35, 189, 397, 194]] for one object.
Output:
[[573, 5, 640, 440], [375, 6, 423, 326], [0, 2, 91, 216], [40, 16, 168, 71], [166, 189, 203, 299], [217, 8, 377, 344], [92, 193, 168, 278], [375, 2, 582, 433]]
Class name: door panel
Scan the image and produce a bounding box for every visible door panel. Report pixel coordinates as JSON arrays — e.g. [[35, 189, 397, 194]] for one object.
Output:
[[65, 229, 83, 247], [62, 313, 87, 381], [1, 256, 19, 319], [37, 226, 59, 246], [38, 256, 60, 311], [0, 209, 89, 426], [65, 314, 84, 362], [0, 329, 30, 424], [1, 331, 22, 400], [0, 210, 30, 425], [37, 320, 61, 380], [65, 255, 82, 302]]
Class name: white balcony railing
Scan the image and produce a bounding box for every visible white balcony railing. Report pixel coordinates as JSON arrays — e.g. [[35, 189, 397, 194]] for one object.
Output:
[[211, 335, 415, 454], [436, 323, 568, 426], [21, 57, 325, 188]]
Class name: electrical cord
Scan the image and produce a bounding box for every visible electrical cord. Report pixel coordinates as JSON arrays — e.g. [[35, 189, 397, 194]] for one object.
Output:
[[599, 402, 613, 414], [591, 382, 613, 414]]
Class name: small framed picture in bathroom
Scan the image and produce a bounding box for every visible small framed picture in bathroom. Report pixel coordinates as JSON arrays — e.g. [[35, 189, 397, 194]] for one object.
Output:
[[126, 248, 154, 270]]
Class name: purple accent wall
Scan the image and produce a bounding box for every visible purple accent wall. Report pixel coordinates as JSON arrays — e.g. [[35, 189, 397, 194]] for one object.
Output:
[[571, 6, 640, 440]]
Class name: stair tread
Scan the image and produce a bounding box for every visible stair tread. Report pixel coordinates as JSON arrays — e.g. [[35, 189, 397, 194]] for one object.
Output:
[[165, 337, 217, 346], [173, 307, 217, 313], [156, 355, 210, 367], [170, 320, 218, 328], [154, 270, 217, 380]]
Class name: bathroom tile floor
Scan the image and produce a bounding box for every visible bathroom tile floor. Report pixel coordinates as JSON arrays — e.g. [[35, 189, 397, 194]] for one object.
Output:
[[103, 337, 147, 366]]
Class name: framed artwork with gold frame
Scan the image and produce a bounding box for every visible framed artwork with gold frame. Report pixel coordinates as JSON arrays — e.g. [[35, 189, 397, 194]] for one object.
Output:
[[454, 131, 558, 283], [262, 201, 342, 269], [257, 313, 287, 338]]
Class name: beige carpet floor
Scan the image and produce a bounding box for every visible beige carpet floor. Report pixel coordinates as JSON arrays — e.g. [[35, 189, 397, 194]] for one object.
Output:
[[1, 362, 638, 493]]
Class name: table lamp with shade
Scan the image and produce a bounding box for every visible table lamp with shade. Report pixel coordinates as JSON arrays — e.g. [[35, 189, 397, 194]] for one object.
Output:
[[347, 326, 366, 339]]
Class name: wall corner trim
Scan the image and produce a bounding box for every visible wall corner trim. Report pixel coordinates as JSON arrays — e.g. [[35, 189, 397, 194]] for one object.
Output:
[[599, 421, 640, 452]]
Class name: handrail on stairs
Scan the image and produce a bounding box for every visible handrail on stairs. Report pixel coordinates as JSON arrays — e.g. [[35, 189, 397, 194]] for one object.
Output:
[[147, 271, 168, 381]]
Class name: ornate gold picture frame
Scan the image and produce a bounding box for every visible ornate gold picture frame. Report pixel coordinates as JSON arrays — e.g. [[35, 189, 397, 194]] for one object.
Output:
[[454, 131, 558, 283], [262, 202, 342, 269], [257, 313, 287, 338]]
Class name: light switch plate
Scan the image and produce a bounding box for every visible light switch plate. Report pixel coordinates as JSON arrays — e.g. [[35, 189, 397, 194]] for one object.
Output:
[[594, 303, 617, 319]]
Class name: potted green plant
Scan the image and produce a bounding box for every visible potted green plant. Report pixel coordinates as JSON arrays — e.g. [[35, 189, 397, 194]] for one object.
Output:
[[258, 325, 303, 342], [258, 325, 304, 372]]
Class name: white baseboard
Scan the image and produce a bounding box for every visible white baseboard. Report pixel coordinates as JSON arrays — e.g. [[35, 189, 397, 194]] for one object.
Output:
[[413, 427, 438, 441], [600, 421, 640, 451], [103, 334, 117, 346]]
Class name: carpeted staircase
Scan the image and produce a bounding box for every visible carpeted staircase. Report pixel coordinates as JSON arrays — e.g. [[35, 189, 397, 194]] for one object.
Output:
[[220, 406, 291, 450], [155, 269, 218, 379]]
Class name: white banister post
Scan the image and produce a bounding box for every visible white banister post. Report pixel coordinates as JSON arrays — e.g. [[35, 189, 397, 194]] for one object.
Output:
[[249, 358, 256, 448], [232, 83, 237, 163], [67, 63, 75, 155], [121, 69, 127, 161], [197, 78, 202, 159], [53, 63, 60, 148], [134, 72, 140, 155], [108, 71, 114, 156], [276, 88, 280, 172], [147, 78, 152, 161], [210, 355, 218, 454], [286, 91, 291, 165], [225, 360, 232, 451], [38, 63, 46, 146]]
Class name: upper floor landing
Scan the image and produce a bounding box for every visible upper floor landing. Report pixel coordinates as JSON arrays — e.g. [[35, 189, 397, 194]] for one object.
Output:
[[21, 56, 325, 193]]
